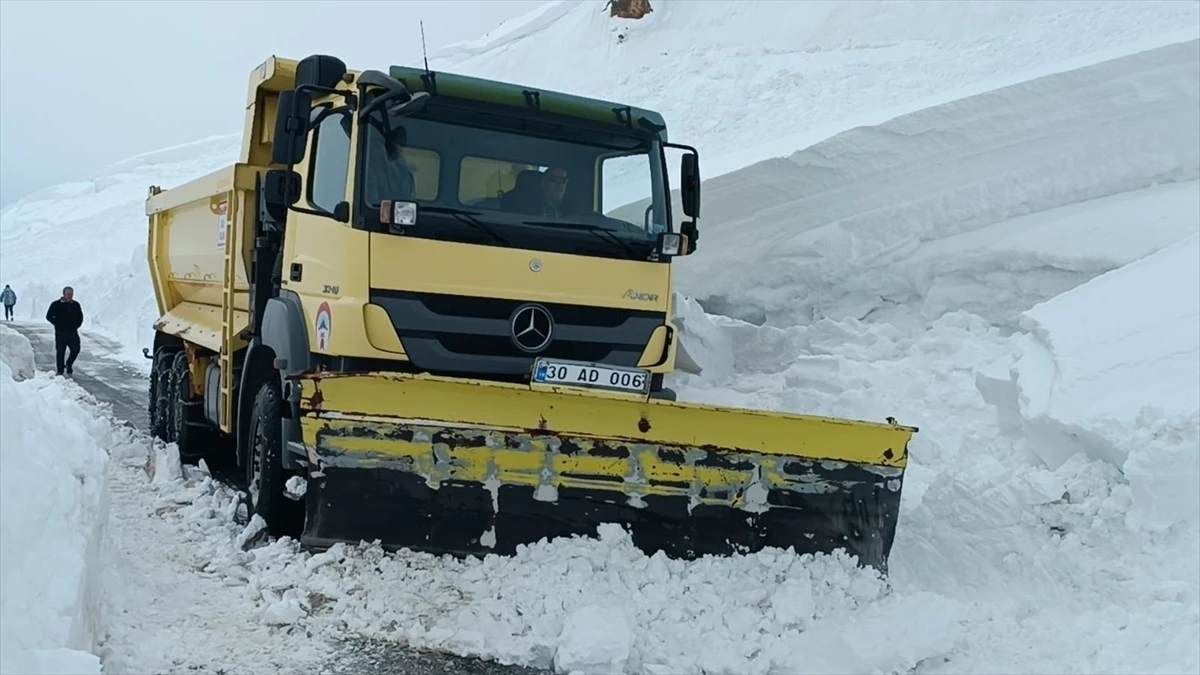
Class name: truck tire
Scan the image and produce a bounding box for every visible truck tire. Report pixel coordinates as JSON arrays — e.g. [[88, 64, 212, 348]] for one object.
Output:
[[149, 348, 176, 441], [148, 352, 162, 438], [170, 352, 207, 463], [246, 379, 304, 538], [164, 353, 182, 444]]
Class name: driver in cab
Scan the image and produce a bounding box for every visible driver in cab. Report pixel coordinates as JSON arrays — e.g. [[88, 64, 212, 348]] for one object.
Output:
[[502, 167, 570, 217], [539, 167, 568, 217]]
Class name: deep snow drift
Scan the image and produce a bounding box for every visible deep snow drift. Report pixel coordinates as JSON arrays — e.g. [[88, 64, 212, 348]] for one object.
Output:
[[670, 38, 1200, 329], [0, 1, 1197, 673], [0, 327, 108, 675]]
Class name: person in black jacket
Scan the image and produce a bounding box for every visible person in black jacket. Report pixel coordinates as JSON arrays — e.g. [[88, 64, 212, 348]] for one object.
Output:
[[45, 286, 83, 376]]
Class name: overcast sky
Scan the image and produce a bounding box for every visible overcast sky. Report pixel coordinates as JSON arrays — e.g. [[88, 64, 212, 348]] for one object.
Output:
[[0, 0, 547, 207]]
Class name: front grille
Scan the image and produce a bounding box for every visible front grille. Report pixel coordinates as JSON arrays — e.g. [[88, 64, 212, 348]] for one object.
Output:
[[370, 289, 664, 376], [416, 293, 632, 328], [436, 334, 614, 362]]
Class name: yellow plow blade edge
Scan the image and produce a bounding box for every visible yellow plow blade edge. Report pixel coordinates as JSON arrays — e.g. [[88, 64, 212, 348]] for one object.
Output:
[[294, 371, 916, 571]]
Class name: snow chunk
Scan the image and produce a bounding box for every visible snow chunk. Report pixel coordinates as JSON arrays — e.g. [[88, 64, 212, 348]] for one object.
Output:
[[0, 324, 36, 381], [554, 605, 633, 674], [261, 590, 308, 626], [670, 292, 735, 380], [284, 475, 307, 500]]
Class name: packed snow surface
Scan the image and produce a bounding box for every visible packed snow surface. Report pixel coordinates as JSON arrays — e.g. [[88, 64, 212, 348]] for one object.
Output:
[[0, 340, 108, 675], [0, 1, 1197, 673]]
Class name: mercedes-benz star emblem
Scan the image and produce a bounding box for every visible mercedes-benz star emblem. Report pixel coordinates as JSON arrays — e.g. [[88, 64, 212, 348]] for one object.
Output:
[[529, 259, 542, 272], [510, 303, 554, 353]]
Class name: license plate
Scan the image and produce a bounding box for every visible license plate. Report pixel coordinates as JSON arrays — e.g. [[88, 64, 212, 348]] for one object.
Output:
[[532, 358, 651, 394]]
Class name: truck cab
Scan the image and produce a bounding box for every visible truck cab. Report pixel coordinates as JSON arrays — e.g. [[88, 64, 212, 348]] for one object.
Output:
[[259, 54, 702, 399]]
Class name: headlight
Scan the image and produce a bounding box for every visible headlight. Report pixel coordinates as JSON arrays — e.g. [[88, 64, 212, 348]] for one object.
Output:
[[380, 200, 418, 226], [657, 232, 684, 256]]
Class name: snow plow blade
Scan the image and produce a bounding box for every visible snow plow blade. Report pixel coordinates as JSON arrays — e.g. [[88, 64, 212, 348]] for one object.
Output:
[[295, 371, 916, 570]]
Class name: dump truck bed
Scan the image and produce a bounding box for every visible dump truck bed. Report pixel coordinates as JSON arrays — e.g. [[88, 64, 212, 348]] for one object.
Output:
[[296, 369, 913, 568]]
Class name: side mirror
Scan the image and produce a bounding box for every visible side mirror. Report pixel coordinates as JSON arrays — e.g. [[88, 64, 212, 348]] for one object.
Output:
[[679, 221, 698, 255], [271, 88, 313, 166], [680, 152, 700, 219], [388, 91, 431, 117], [261, 169, 301, 224], [358, 70, 429, 119]]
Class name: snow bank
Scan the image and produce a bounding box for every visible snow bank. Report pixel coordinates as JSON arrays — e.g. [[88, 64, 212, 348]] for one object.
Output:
[[0, 365, 110, 674], [671, 38, 1200, 328], [978, 233, 1200, 533], [665, 306, 1199, 674], [0, 324, 35, 381]]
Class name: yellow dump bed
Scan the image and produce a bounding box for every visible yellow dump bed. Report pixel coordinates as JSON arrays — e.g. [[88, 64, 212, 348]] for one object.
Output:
[[146, 166, 260, 354]]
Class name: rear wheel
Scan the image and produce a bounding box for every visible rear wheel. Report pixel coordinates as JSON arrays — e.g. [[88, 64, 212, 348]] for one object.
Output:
[[170, 351, 210, 463], [149, 348, 176, 441], [246, 378, 304, 538], [148, 353, 161, 436], [164, 354, 182, 444]]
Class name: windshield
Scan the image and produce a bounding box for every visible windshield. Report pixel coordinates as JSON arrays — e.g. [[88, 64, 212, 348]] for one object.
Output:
[[359, 101, 669, 260]]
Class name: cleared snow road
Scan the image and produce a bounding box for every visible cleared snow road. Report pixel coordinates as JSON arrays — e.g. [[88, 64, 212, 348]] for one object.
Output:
[[6, 321, 549, 675], [10, 322, 148, 429]]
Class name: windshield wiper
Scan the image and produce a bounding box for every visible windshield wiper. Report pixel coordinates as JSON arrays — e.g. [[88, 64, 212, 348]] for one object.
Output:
[[420, 206, 510, 246], [521, 220, 645, 260]]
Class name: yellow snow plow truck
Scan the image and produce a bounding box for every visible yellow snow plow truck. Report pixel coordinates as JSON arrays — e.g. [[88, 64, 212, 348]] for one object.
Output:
[[143, 54, 916, 570]]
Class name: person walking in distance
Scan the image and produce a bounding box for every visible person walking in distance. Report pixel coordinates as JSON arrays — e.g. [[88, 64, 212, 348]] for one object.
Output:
[[1, 285, 15, 321], [45, 286, 83, 376]]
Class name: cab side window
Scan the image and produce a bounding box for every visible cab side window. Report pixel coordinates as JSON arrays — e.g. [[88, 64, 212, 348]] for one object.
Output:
[[309, 111, 351, 214]]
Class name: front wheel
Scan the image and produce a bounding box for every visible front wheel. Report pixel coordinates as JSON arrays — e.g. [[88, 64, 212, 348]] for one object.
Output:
[[246, 379, 305, 539]]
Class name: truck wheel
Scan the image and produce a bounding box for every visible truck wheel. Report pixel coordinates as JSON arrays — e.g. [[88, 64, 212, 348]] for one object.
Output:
[[171, 352, 207, 463], [246, 379, 304, 539], [149, 348, 176, 441], [148, 352, 162, 437], [164, 353, 182, 444]]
